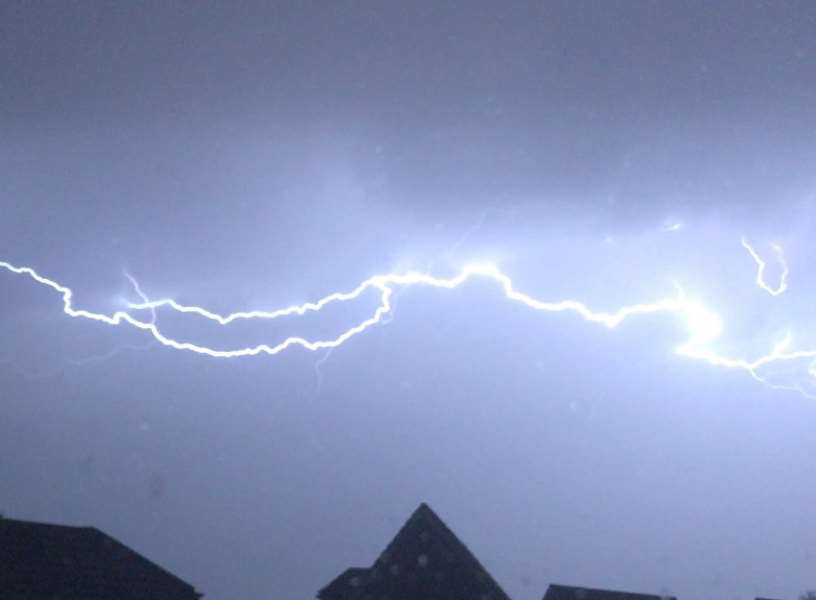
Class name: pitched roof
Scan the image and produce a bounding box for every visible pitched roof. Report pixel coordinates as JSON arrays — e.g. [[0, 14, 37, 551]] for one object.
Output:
[[319, 567, 370, 600], [0, 517, 202, 600], [318, 502, 511, 600], [544, 583, 676, 600]]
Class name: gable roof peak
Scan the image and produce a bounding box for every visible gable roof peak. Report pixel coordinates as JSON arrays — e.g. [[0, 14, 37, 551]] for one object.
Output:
[[319, 502, 511, 600]]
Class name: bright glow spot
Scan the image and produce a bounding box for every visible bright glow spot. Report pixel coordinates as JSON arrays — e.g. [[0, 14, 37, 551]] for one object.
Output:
[[683, 302, 723, 346], [663, 220, 684, 232]]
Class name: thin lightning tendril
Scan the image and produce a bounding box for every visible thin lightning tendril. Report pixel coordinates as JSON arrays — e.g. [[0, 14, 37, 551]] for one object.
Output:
[[0, 239, 814, 397], [741, 237, 789, 296]]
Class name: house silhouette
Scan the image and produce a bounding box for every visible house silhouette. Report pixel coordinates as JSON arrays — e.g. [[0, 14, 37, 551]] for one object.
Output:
[[0, 507, 788, 599], [318, 503, 706, 600], [318, 502, 511, 600], [0, 516, 201, 600]]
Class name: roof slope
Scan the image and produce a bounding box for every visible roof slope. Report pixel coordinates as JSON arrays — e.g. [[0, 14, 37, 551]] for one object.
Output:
[[544, 583, 676, 600], [318, 502, 511, 600], [0, 517, 201, 600]]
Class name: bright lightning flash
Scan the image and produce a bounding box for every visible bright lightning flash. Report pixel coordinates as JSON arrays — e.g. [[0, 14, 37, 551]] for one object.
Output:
[[0, 239, 813, 397]]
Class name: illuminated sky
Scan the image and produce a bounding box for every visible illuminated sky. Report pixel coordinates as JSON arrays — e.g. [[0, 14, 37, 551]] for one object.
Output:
[[2, 2, 816, 599]]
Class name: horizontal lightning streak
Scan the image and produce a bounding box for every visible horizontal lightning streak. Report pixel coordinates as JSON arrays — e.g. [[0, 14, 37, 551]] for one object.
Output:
[[1, 242, 814, 397], [0, 260, 397, 358]]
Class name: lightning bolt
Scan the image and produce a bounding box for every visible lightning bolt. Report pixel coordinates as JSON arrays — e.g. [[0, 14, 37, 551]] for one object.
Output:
[[0, 269, 155, 380], [741, 236, 789, 296], [0, 238, 814, 398]]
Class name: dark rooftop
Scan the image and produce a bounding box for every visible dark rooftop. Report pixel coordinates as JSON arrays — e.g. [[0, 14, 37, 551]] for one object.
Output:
[[544, 583, 676, 600], [318, 502, 511, 600], [0, 516, 202, 600]]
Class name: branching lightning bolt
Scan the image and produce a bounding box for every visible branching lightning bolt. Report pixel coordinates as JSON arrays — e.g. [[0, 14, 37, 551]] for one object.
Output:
[[1, 237, 815, 398], [0, 268, 155, 379]]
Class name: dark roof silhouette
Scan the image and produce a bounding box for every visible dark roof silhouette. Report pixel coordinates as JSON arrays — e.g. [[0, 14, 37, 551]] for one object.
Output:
[[318, 502, 511, 600], [0, 516, 202, 600], [544, 584, 676, 600]]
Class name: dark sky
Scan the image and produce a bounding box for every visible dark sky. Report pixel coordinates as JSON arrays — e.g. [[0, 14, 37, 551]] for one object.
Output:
[[2, 2, 816, 599]]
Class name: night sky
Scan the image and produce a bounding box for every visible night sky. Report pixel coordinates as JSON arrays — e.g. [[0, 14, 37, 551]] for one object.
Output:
[[2, 2, 816, 599]]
